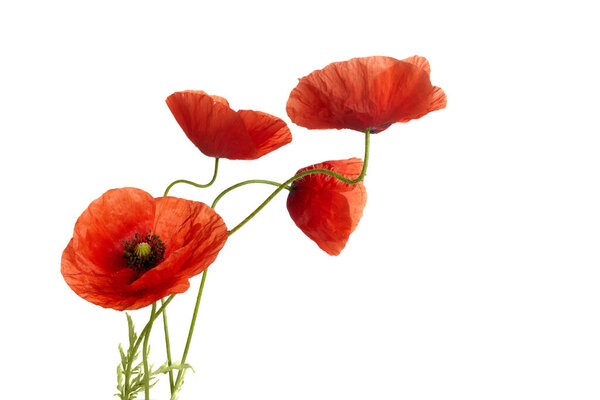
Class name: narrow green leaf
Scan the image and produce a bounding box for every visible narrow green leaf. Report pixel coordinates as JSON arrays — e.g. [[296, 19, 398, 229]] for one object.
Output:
[[116, 364, 124, 389], [126, 313, 137, 346]]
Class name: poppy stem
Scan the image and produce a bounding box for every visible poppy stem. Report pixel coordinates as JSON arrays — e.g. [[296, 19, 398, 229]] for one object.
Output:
[[172, 268, 209, 399], [160, 158, 218, 395], [123, 295, 175, 398], [161, 298, 176, 395], [134, 295, 175, 352], [355, 128, 371, 182], [211, 179, 291, 209], [142, 302, 157, 400], [226, 129, 371, 236], [163, 157, 220, 196]]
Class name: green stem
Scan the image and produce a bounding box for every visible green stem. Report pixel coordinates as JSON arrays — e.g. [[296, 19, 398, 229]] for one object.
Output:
[[172, 269, 209, 399], [143, 303, 157, 400], [159, 158, 219, 395], [161, 298, 175, 395], [123, 295, 175, 398], [134, 296, 174, 351], [164, 157, 220, 196], [227, 129, 370, 236], [211, 180, 291, 209]]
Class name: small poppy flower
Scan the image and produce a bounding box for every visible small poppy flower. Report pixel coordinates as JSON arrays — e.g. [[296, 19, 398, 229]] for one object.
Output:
[[287, 158, 367, 256], [61, 187, 228, 311], [166, 90, 292, 160], [286, 55, 446, 133]]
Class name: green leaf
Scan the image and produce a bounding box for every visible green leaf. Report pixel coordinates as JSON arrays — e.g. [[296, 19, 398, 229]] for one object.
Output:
[[118, 344, 127, 367], [117, 364, 124, 389], [126, 313, 137, 346], [153, 361, 195, 375]]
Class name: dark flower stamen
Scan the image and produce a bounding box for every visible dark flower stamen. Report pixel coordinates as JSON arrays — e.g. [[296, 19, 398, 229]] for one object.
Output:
[[122, 231, 166, 273]]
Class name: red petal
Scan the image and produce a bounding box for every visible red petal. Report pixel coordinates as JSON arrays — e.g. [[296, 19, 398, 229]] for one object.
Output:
[[70, 188, 155, 275], [428, 86, 447, 112], [400, 56, 447, 118], [402, 55, 431, 75], [146, 197, 227, 278], [208, 94, 230, 107], [238, 110, 292, 158], [166, 91, 257, 159], [63, 238, 164, 310], [287, 158, 367, 255], [167, 91, 292, 160]]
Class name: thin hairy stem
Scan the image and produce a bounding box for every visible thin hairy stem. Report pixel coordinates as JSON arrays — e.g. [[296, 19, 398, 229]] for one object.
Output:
[[142, 303, 157, 400], [161, 298, 175, 395], [172, 269, 209, 398], [159, 158, 219, 394]]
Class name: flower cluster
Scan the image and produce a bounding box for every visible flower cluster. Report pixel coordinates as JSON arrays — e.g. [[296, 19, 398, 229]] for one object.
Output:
[[61, 55, 445, 399]]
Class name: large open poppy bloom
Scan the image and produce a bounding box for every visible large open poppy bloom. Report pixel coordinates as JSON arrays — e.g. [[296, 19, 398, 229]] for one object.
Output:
[[61, 187, 228, 311], [166, 90, 292, 160], [286, 55, 446, 133], [287, 158, 367, 256]]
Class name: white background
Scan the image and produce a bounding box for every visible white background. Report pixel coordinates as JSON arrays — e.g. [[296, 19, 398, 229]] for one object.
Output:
[[1, 1, 599, 399]]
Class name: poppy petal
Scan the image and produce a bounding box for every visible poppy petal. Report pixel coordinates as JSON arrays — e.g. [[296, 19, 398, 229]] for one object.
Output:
[[208, 94, 230, 107], [402, 55, 431, 75], [287, 158, 367, 255], [428, 86, 447, 112], [167, 91, 292, 160], [151, 196, 228, 278], [370, 59, 432, 128], [401, 56, 447, 112], [166, 91, 257, 159], [238, 110, 292, 158], [70, 187, 155, 274], [62, 238, 145, 310]]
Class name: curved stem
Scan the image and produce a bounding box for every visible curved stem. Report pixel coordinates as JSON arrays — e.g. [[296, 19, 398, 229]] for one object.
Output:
[[159, 158, 218, 395], [228, 129, 370, 236], [211, 180, 291, 209], [172, 269, 209, 398], [164, 157, 220, 196], [143, 303, 157, 400], [161, 298, 175, 395]]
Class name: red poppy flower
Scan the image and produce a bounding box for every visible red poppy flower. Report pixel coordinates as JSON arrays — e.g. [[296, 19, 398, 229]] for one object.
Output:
[[166, 90, 292, 160], [286, 55, 446, 133], [61, 187, 228, 311], [286, 158, 367, 256]]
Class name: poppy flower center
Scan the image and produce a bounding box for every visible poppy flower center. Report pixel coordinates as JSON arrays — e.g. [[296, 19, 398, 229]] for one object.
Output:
[[122, 231, 166, 273]]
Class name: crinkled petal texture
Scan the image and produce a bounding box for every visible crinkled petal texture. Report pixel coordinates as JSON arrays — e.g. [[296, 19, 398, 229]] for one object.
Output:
[[61, 187, 228, 310], [286, 56, 447, 133], [166, 90, 292, 160], [287, 158, 367, 255]]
